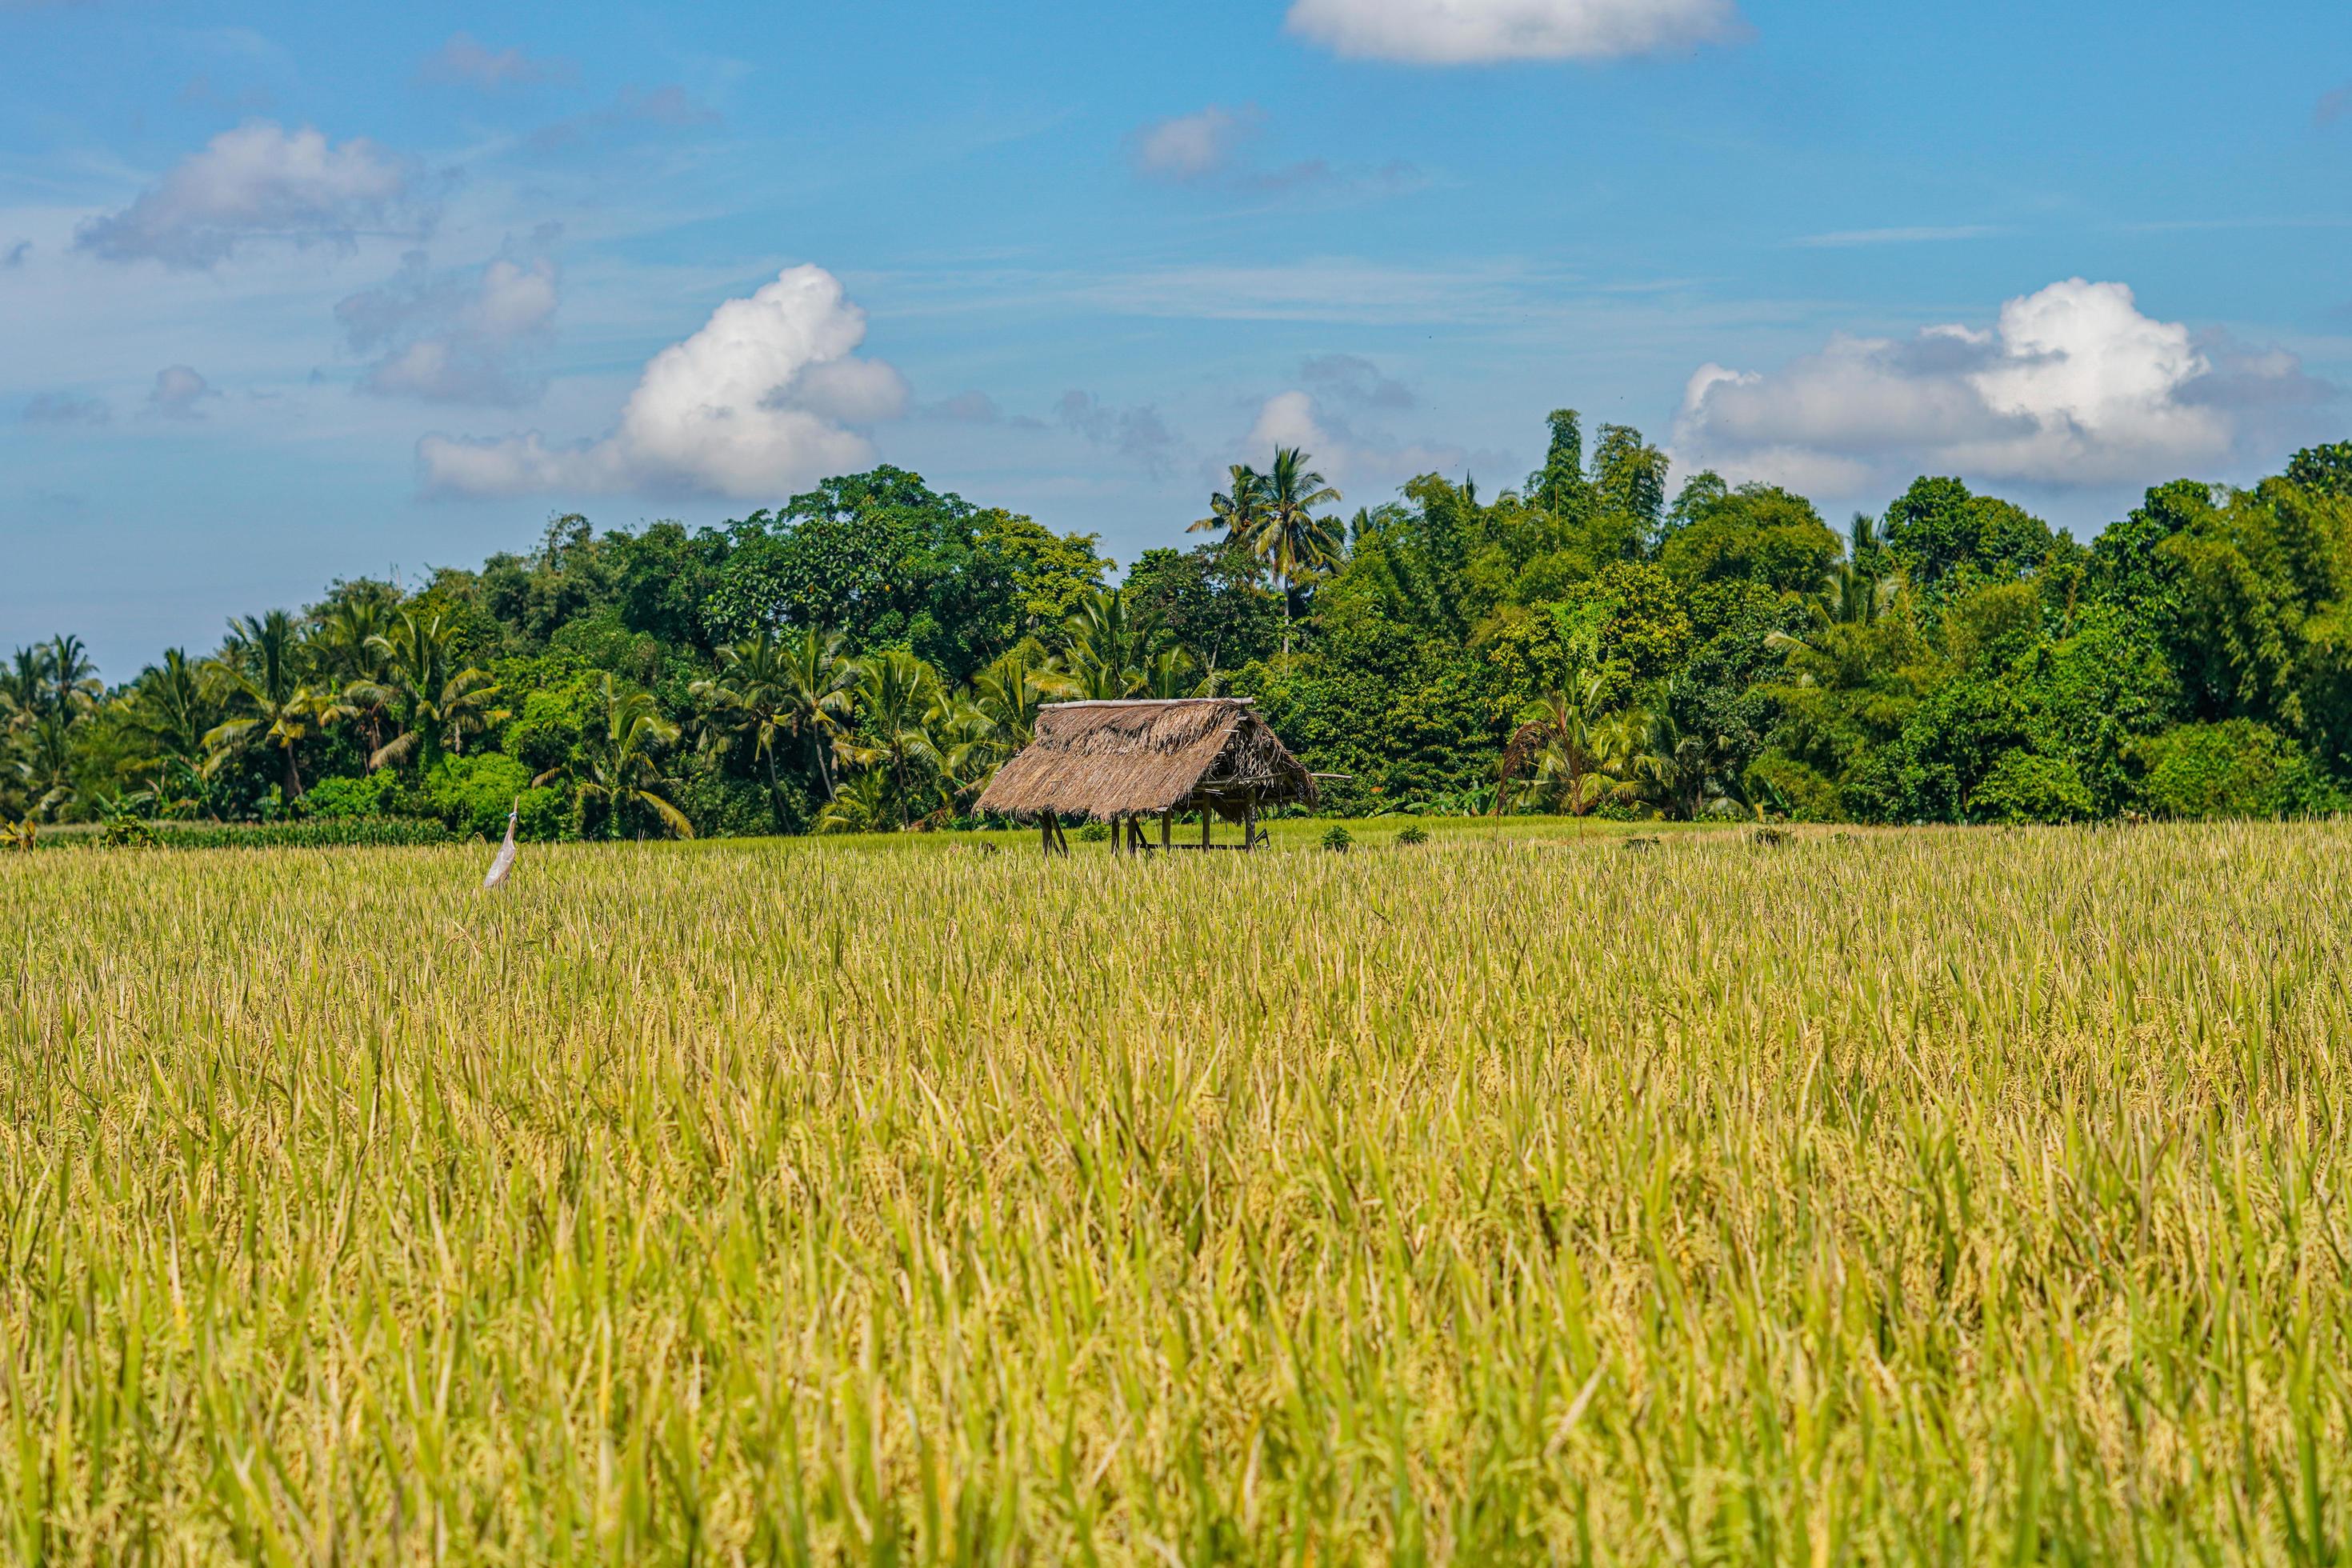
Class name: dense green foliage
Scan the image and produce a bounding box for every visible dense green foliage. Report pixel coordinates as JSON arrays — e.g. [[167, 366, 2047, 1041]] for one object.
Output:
[[7, 416, 2352, 840]]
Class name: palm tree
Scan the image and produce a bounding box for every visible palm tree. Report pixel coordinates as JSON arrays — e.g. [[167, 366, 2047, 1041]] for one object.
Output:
[[118, 650, 223, 812], [44, 634, 100, 719], [1245, 447, 1342, 657], [1190, 463, 1266, 549], [358, 611, 505, 770], [833, 650, 950, 827], [812, 769, 891, 835], [0, 646, 44, 730], [313, 598, 397, 759], [958, 640, 1074, 770], [776, 626, 858, 801], [693, 631, 799, 801], [534, 674, 694, 839], [11, 710, 77, 819], [1497, 666, 1619, 816], [1818, 513, 1900, 629], [1061, 588, 1164, 700], [202, 611, 339, 799], [1624, 695, 1747, 822]]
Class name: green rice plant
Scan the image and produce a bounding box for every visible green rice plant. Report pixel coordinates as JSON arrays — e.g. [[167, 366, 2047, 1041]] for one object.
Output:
[[1, 822, 2349, 1563]]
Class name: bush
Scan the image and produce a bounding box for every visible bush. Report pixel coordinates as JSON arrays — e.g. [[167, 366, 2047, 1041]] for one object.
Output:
[[1396, 824, 1429, 846], [297, 770, 406, 821], [2134, 721, 2350, 819], [1745, 753, 1842, 823], [1321, 825, 1354, 853], [1077, 821, 1110, 842], [1972, 750, 2094, 824], [417, 754, 562, 840], [674, 771, 787, 839]]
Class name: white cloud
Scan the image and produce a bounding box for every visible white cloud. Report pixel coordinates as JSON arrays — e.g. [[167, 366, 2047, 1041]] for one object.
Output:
[[1286, 0, 1745, 64], [1131, 105, 1260, 182], [420, 33, 568, 89], [75, 122, 419, 267], [339, 249, 560, 405], [1674, 278, 2330, 490], [418, 264, 906, 498], [1791, 225, 2005, 250], [1240, 390, 1459, 492], [147, 365, 219, 419]]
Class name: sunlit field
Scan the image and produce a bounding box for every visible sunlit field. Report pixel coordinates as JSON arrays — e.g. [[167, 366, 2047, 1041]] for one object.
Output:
[[4, 822, 2350, 1564]]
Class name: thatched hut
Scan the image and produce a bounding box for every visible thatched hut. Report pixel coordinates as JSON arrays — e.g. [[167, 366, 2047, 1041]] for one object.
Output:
[[974, 698, 1318, 854]]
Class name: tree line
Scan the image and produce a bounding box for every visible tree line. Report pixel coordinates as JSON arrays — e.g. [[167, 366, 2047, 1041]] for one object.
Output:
[[7, 416, 2352, 842]]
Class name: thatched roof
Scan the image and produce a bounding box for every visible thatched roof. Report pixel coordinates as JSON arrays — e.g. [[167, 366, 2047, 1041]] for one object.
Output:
[[974, 698, 1318, 822]]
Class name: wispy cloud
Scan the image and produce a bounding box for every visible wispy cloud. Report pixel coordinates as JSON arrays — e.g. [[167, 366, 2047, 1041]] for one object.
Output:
[[1126, 103, 1421, 205], [22, 391, 109, 426], [1286, 0, 1747, 65], [1791, 225, 2005, 249], [420, 32, 571, 90], [1055, 391, 1182, 477]]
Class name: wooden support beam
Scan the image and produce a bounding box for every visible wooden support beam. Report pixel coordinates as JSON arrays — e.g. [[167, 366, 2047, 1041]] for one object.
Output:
[[1202, 805, 1212, 848], [1243, 800, 1256, 853], [1161, 810, 1171, 851]]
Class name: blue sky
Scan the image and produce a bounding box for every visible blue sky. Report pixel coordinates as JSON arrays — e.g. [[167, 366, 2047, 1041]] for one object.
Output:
[[6, 0, 2350, 676]]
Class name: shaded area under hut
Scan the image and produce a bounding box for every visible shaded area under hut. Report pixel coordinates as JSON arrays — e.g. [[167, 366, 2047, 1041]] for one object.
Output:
[[974, 698, 1318, 855]]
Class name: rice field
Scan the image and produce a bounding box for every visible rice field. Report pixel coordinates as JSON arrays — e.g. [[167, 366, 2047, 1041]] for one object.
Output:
[[2, 822, 2350, 1564]]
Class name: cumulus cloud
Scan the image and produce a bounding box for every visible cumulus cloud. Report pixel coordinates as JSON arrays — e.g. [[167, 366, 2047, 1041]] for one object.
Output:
[[418, 264, 906, 498], [420, 32, 569, 89], [75, 122, 420, 267], [1057, 391, 1182, 476], [1241, 389, 1460, 490], [1285, 0, 1746, 65], [147, 365, 220, 420], [1674, 278, 2333, 494], [1300, 352, 1414, 410], [22, 391, 109, 426], [1131, 105, 1261, 182], [338, 242, 560, 405]]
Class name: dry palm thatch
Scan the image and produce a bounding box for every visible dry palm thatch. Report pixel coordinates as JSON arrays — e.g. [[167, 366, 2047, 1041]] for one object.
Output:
[[974, 699, 1317, 822]]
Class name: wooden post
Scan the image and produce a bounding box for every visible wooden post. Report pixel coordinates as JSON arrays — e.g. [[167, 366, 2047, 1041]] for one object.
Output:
[[1042, 810, 1062, 858], [1160, 810, 1171, 852], [1243, 800, 1256, 853], [1110, 813, 1122, 857], [1202, 806, 1212, 849]]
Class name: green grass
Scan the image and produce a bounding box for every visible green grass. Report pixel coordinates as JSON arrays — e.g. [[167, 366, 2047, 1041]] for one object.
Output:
[[2, 822, 2348, 1562]]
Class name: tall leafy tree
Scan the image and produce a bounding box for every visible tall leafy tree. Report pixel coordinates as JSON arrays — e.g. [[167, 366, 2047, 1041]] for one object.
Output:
[[834, 650, 951, 826], [358, 611, 506, 770], [534, 674, 694, 838], [1242, 446, 1342, 655], [202, 611, 339, 799]]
